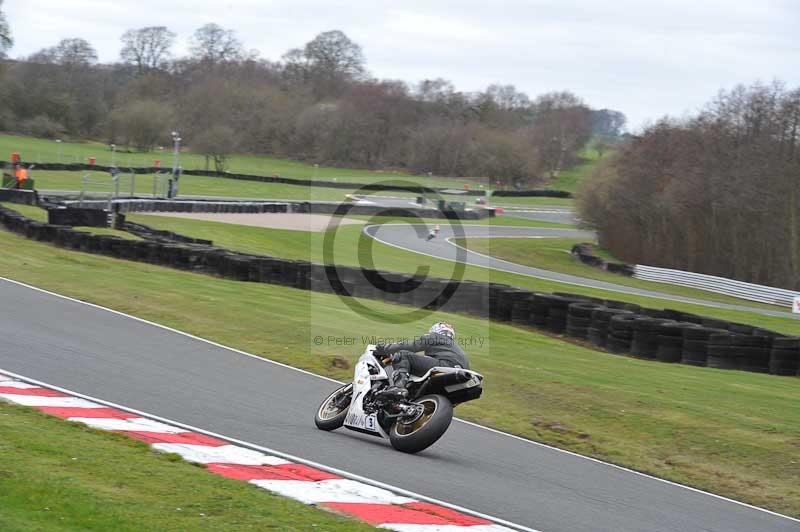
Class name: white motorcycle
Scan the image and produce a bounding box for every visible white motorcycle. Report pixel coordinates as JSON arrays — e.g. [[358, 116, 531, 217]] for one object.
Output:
[[314, 345, 484, 453]]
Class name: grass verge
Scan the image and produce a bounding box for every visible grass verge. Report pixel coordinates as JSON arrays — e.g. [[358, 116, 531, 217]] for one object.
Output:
[[0, 227, 798, 516], [0, 401, 372, 531]]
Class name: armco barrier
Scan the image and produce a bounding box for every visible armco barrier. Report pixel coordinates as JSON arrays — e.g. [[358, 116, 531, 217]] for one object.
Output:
[[633, 265, 799, 307], [0, 203, 797, 378]]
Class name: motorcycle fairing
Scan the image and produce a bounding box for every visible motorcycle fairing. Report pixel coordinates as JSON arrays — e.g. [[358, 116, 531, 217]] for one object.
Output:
[[343, 345, 389, 438]]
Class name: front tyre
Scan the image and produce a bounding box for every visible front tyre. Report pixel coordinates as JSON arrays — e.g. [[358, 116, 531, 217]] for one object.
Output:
[[314, 383, 352, 431], [389, 394, 453, 453]]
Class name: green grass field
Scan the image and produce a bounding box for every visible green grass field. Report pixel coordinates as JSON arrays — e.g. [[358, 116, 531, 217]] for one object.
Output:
[[0, 227, 798, 516], [29, 168, 494, 204], [0, 401, 372, 531], [0, 135, 600, 200], [545, 148, 611, 193], [30, 169, 373, 202], [0, 133, 467, 187], [127, 214, 798, 333]]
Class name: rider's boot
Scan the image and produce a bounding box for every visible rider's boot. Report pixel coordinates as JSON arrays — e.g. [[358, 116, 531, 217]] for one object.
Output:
[[376, 370, 409, 401]]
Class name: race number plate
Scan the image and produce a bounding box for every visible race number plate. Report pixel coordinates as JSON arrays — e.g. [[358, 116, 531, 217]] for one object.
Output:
[[345, 412, 378, 432]]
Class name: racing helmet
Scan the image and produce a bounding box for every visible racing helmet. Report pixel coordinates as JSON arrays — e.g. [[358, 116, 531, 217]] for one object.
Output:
[[429, 321, 455, 339]]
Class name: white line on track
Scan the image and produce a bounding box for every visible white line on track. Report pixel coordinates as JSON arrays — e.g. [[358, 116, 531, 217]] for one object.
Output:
[[1, 276, 798, 526]]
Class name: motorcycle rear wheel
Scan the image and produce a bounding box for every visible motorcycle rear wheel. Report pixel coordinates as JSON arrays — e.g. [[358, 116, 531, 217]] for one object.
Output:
[[314, 383, 352, 431], [389, 394, 453, 453]]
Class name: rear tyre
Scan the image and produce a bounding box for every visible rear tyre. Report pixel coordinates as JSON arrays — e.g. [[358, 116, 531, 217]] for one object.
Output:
[[314, 383, 352, 431], [389, 394, 453, 454]]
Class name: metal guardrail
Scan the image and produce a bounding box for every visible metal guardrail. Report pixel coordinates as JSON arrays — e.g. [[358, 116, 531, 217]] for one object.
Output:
[[633, 264, 799, 307]]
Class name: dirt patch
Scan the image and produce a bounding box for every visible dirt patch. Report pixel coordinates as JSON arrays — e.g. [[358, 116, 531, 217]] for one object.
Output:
[[137, 212, 365, 232]]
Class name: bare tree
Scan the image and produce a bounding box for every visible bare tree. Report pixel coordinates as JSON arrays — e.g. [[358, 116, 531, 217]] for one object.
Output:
[[109, 100, 174, 151], [591, 109, 626, 136], [190, 125, 239, 172], [0, 0, 12, 58], [189, 23, 243, 63], [52, 38, 98, 67], [415, 78, 456, 103], [282, 30, 365, 97], [120, 26, 176, 73], [530, 91, 592, 178], [485, 84, 530, 110]]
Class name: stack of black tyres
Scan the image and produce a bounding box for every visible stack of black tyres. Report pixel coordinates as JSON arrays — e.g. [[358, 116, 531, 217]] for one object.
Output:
[[529, 293, 552, 328], [543, 294, 585, 334], [510, 290, 534, 326], [588, 308, 632, 348], [654, 322, 697, 362], [488, 284, 508, 321], [630, 318, 675, 359], [736, 334, 772, 373], [769, 338, 800, 376], [707, 334, 743, 370], [682, 327, 728, 366], [566, 302, 599, 339], [607, 314, 637, 353]]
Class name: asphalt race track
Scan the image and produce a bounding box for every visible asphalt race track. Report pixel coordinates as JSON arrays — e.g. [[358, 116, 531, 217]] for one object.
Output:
[[0, 279, 797, 532], [365, 223, 792, 318]]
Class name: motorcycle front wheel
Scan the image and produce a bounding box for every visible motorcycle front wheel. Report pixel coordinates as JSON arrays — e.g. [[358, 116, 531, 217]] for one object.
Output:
[[314, 383, 352, 431], [389, 394, 453, 453]]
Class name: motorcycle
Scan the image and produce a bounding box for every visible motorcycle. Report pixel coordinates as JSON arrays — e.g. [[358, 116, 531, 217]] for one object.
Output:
[[314, 345, 484, 453]]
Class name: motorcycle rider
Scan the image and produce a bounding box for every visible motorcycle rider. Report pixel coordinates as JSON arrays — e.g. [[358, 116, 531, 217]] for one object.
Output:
[[374, 322, 468, 400], [426, 224, 441, 241]]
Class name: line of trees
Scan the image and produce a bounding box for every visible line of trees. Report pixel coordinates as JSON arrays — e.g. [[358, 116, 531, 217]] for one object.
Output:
[[578, 81, 800, 289], [0, 15, 624, 181]]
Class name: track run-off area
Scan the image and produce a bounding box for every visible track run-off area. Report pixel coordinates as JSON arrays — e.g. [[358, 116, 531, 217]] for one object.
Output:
[[364, 223, 793, 318], [1, 278, 797, 532]]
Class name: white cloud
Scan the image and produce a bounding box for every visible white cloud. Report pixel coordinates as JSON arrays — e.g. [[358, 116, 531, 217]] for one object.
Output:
[[4, 0, 799, 129]]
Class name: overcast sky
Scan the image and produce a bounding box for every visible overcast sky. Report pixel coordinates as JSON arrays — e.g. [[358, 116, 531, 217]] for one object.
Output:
[[5, 0, 799, 129]]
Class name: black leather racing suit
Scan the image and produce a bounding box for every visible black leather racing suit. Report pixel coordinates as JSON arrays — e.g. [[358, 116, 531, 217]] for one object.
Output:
[[380, 332, 469, 387]]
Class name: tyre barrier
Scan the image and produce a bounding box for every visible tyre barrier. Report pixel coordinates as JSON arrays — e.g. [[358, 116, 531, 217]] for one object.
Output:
[[57, 199, 291, 215], [0, 189, 38, 205], [1, 202, 797, 378], [48, 207, 110, 227], [571, 243, 634, 276]]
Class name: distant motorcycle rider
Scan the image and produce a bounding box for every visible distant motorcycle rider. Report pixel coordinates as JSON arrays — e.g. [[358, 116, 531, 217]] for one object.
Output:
[[374, 322, 468, 400], [426, 224, 441, 241]]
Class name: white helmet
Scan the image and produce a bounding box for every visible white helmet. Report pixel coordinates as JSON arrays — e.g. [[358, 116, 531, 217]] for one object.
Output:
[[429, 321, 455, 339]]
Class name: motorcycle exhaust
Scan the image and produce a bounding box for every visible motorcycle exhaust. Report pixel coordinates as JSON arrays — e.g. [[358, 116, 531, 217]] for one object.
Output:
[[430, 370, 472, 387]]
